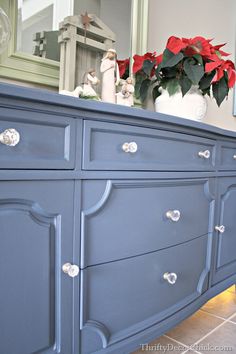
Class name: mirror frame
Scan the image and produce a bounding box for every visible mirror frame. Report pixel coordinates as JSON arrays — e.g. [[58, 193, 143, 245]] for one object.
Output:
[[0, 0, 149, 88]]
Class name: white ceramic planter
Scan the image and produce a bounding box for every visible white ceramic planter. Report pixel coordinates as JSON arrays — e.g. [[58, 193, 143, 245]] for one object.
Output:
[[155, 86, 207, 122]]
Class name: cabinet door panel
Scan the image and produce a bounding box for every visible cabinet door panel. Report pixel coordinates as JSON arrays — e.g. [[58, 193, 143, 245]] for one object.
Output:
[[212, 177, 236, 284], [0, 181, 75, 354]]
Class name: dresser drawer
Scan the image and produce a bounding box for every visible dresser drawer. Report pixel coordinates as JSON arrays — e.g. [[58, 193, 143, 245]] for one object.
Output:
[[219, 142, 236, 170], [0, 109, 75, 169], [80, 235, 210, 353], [83, 120, 216, 171], [81, 179, 214, 267]]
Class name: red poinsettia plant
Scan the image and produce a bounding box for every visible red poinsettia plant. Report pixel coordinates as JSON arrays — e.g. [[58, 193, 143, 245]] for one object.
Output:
[[118, 36, 236, 106]]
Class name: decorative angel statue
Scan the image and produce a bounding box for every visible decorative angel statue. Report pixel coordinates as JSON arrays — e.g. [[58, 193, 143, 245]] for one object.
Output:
[[116, 77, 134, 106], [82, 69, 100, 98], [100, 49, 120, 103], [59, 69, 100, 100]]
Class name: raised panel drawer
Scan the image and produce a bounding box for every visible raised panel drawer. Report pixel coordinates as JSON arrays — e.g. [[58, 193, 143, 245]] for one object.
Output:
[[219, 142, 236, 170], [83, 120, 216, 171], [81, 179, 214, 267], [0, 108, 75, 169], [80, 235, 210, 354]]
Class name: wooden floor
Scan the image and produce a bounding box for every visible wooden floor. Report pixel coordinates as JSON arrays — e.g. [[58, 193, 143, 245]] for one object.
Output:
[[133, 286, 236, 353]]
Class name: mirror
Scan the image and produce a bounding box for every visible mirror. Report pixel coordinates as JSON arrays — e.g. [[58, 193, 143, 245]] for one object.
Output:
[[0, 0, 148, 87], [17, 0, 73, 61], [16, 0, 131, 62]]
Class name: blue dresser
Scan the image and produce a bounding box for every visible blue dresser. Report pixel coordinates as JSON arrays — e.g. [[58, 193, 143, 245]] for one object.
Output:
[[1, 83, 236, 354]]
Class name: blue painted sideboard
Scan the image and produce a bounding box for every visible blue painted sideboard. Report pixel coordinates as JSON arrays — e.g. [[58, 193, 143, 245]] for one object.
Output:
[[1, 82, 236, 354]]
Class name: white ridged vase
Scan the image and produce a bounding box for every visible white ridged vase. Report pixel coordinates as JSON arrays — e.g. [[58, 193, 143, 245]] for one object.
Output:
[[155, 86, 207, 122]]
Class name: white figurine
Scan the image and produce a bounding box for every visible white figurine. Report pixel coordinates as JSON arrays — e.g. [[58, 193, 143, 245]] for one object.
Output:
[[82, 69, 100, 98], [59, 86, 83, 97], [59, 69, 100, 100], [116, 77, 134, 106], [100, 48, 120, 103]]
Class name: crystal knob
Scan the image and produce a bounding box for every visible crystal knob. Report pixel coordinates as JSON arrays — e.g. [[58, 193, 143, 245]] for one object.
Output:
[[62, 263, 80, 278], [233, 154, 236, 160], [0, 128, 20, 146], [215, 225, 225, 234], [198, 150, 211, 159], [166, 209, 181, 222], [163, 272, 177, 285], [122, 141, 138, 153]]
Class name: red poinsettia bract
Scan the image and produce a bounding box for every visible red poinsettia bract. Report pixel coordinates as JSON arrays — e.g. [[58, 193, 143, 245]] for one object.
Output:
[[117, 58, 130, 78], [133, 52, 157, 75], [166, 35, 230, 61], [205, 59, 236, 88], [166, 36, 187, 55]]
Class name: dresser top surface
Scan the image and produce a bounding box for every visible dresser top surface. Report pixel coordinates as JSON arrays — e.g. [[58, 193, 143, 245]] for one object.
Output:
[[0, 82, 236, 140]]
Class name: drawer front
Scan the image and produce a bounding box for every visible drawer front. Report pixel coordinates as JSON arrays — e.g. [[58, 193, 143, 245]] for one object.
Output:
[[219, 142, 236, 170], [0, 108, 75, 169], [80, 235, 210, 354], [81, 179, 215, 267], [83, 120, 216, 171]]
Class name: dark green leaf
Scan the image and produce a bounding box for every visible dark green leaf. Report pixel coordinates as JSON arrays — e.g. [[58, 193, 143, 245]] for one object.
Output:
[[152, 85, 161, 101], [179, 76, 192, 96], [199, 71, 215, 90], [201, 87, 211, 97], [140, 78, 151, 102], [162, 66, 178, 78], [193, 54, 203, 65], [142, 59, 155, 76], [161, 48, 184, 68], [166, 78, 179, 96], [134, 73, 145, 99], [183, 58, 204, 85], [212, 76, 229, 106], [155, 65, 162, 78]]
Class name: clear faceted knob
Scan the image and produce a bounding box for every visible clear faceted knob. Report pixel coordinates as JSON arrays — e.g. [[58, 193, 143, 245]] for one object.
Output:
[[163, 272, 178, 285], [0, 128, 20, 146], [198, 150, 211, 159], [122, 141, 138, 153], [215, 225, 225, 234], [62, 263, 80, 278], [166, 209, 181, 222]]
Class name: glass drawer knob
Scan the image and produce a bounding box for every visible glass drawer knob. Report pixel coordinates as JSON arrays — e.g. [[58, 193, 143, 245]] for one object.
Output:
[[198, 150, 211, 159], [0, 128, 20, 146], [62, 263, 80, 277], [163, 272, 178, 285], [233, 154, 236, 160], [215, 225, 225, 233], [122, 141, 138, 153], [166, 210, 181, 222]]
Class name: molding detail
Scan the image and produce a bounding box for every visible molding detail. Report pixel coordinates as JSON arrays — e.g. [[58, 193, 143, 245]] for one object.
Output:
[[0, 198, 59, 226], [82, 180, 113, 218], [83, 320, 110, 349]]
